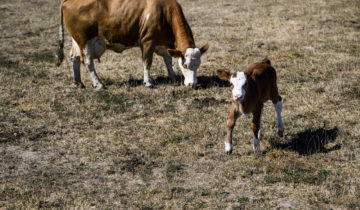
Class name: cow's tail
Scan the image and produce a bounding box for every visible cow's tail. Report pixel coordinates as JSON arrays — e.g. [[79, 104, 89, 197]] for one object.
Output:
[[55, 1, 65, 66]]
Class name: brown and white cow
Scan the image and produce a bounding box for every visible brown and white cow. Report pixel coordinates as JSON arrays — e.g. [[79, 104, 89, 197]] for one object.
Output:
[[216, 58, 284, 153], [56, 0, 209, 89]]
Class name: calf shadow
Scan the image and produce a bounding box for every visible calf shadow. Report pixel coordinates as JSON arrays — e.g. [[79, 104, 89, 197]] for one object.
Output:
[[270, 127, 341, 155], [104, 75, 230, 89]]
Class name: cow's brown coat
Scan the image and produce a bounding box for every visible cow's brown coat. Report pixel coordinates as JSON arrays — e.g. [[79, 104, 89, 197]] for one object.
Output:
[[56, 0, 208, 88]]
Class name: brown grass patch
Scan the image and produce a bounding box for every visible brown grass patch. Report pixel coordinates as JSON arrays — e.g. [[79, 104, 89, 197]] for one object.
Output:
[[1, 0, 359, 209]]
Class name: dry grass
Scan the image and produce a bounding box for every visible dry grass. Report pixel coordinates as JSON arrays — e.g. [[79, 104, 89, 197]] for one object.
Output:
[[1, 0, 360, 209]]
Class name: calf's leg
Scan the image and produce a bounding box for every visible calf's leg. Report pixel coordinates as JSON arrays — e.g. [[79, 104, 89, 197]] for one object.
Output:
[[270, 84, 284, 136], [251, 104, 263, 151], [273, 96, 284, 137], [225, 104, 239, 154]]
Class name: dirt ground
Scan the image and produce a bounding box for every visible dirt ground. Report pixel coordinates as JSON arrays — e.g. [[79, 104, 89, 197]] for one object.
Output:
[[1, 0, 359, 209]]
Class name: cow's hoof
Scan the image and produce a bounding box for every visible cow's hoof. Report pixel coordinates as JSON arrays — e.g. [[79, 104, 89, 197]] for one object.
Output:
[[74, 81, 85, 89], [94, 83, 105, 90], [169, 74, 177, 82], [278, 130, 284, 137], [144, 81, 153, 87]]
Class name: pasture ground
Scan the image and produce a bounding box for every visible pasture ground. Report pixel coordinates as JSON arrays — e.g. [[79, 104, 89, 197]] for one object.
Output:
[[1, 0, 359, 209]]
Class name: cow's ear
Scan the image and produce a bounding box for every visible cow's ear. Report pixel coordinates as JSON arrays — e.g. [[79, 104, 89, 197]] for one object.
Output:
[[167, 49, 183, 58], [200, 43, 210, 55], [216, 69, 231, 81]]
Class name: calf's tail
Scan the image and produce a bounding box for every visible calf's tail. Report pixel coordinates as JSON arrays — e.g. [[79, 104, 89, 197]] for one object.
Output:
[[55, 1, 65, 66]]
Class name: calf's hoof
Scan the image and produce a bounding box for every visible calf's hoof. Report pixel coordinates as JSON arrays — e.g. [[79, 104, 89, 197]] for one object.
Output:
[[225, 142, 233, 154], [252, 137, 260, 152]]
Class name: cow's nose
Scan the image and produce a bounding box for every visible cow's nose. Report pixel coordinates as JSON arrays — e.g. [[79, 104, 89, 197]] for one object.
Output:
[[234, 94, 243, 101]]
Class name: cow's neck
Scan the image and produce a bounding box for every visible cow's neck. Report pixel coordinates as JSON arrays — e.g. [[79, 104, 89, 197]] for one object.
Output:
[[171, 10, 195, 55]]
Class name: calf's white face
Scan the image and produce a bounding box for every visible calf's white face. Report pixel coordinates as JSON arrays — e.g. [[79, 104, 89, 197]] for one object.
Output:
[[230, 72, 247, 102], [178, 48, 201, 86]]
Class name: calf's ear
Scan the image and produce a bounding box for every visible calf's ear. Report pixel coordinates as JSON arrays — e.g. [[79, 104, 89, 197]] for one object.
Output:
[[200, 43, 210, 55], [167, 49, 183, 58], [216, 69, 231, 81]]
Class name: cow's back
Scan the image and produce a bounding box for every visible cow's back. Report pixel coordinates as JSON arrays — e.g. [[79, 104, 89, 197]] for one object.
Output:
[[62, 0, 180, 49], [97, 0, 147, 46]]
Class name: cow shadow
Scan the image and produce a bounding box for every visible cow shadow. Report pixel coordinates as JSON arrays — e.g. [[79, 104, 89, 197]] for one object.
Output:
[[105, 75, 230, 88], [104, 75, 183, 87], [197, 76, 230, 89], [269, 127, 341, 155]]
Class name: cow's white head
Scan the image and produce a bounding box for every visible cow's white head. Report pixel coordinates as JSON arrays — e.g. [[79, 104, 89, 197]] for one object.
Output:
[[168, 43, 209, 87], [216, 70, 248, 102]]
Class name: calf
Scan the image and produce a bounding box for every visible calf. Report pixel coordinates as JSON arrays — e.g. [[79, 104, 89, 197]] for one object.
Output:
[[56, 0, 209, 89], [216, 58, 284, 153]]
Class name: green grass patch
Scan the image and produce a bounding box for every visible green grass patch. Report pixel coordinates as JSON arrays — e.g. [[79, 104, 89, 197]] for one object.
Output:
[[0, 55, 32, 78], [94, 90, 127, 112], [238, 197, 249, 204], [166, 160, 184, 182], [195, 201, 207, 209], [265, 165, 330, 185], [25, 50, 55, 63], [0, 56, 19, 69], [161, 135, 183, 147], [264, 174, 282, 184]]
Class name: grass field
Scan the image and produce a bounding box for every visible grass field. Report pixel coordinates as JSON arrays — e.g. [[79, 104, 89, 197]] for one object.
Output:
[[1, 0, 360, 209]]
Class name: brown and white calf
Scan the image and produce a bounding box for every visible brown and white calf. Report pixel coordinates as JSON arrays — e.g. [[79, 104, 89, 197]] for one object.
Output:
[[216, 58, 284, 153], [56, 0, 209, 89]]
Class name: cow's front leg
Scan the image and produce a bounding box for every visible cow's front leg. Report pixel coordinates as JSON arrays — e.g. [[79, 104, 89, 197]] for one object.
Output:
[[141, 44, 154, 87], [251, 104, 263, 152], [163, 55, 177, 81], [225, 104, 240, 154], [84, 39, 104, 89]]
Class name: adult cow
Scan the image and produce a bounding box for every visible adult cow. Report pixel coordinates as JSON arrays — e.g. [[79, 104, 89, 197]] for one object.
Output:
[[56, 0, 209, 89]]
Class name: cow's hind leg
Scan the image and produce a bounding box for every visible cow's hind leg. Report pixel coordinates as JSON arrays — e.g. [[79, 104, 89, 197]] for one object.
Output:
[[84, 39, 104, 89], [70, 39, 84, 88], [71, 56, 84, 88]]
